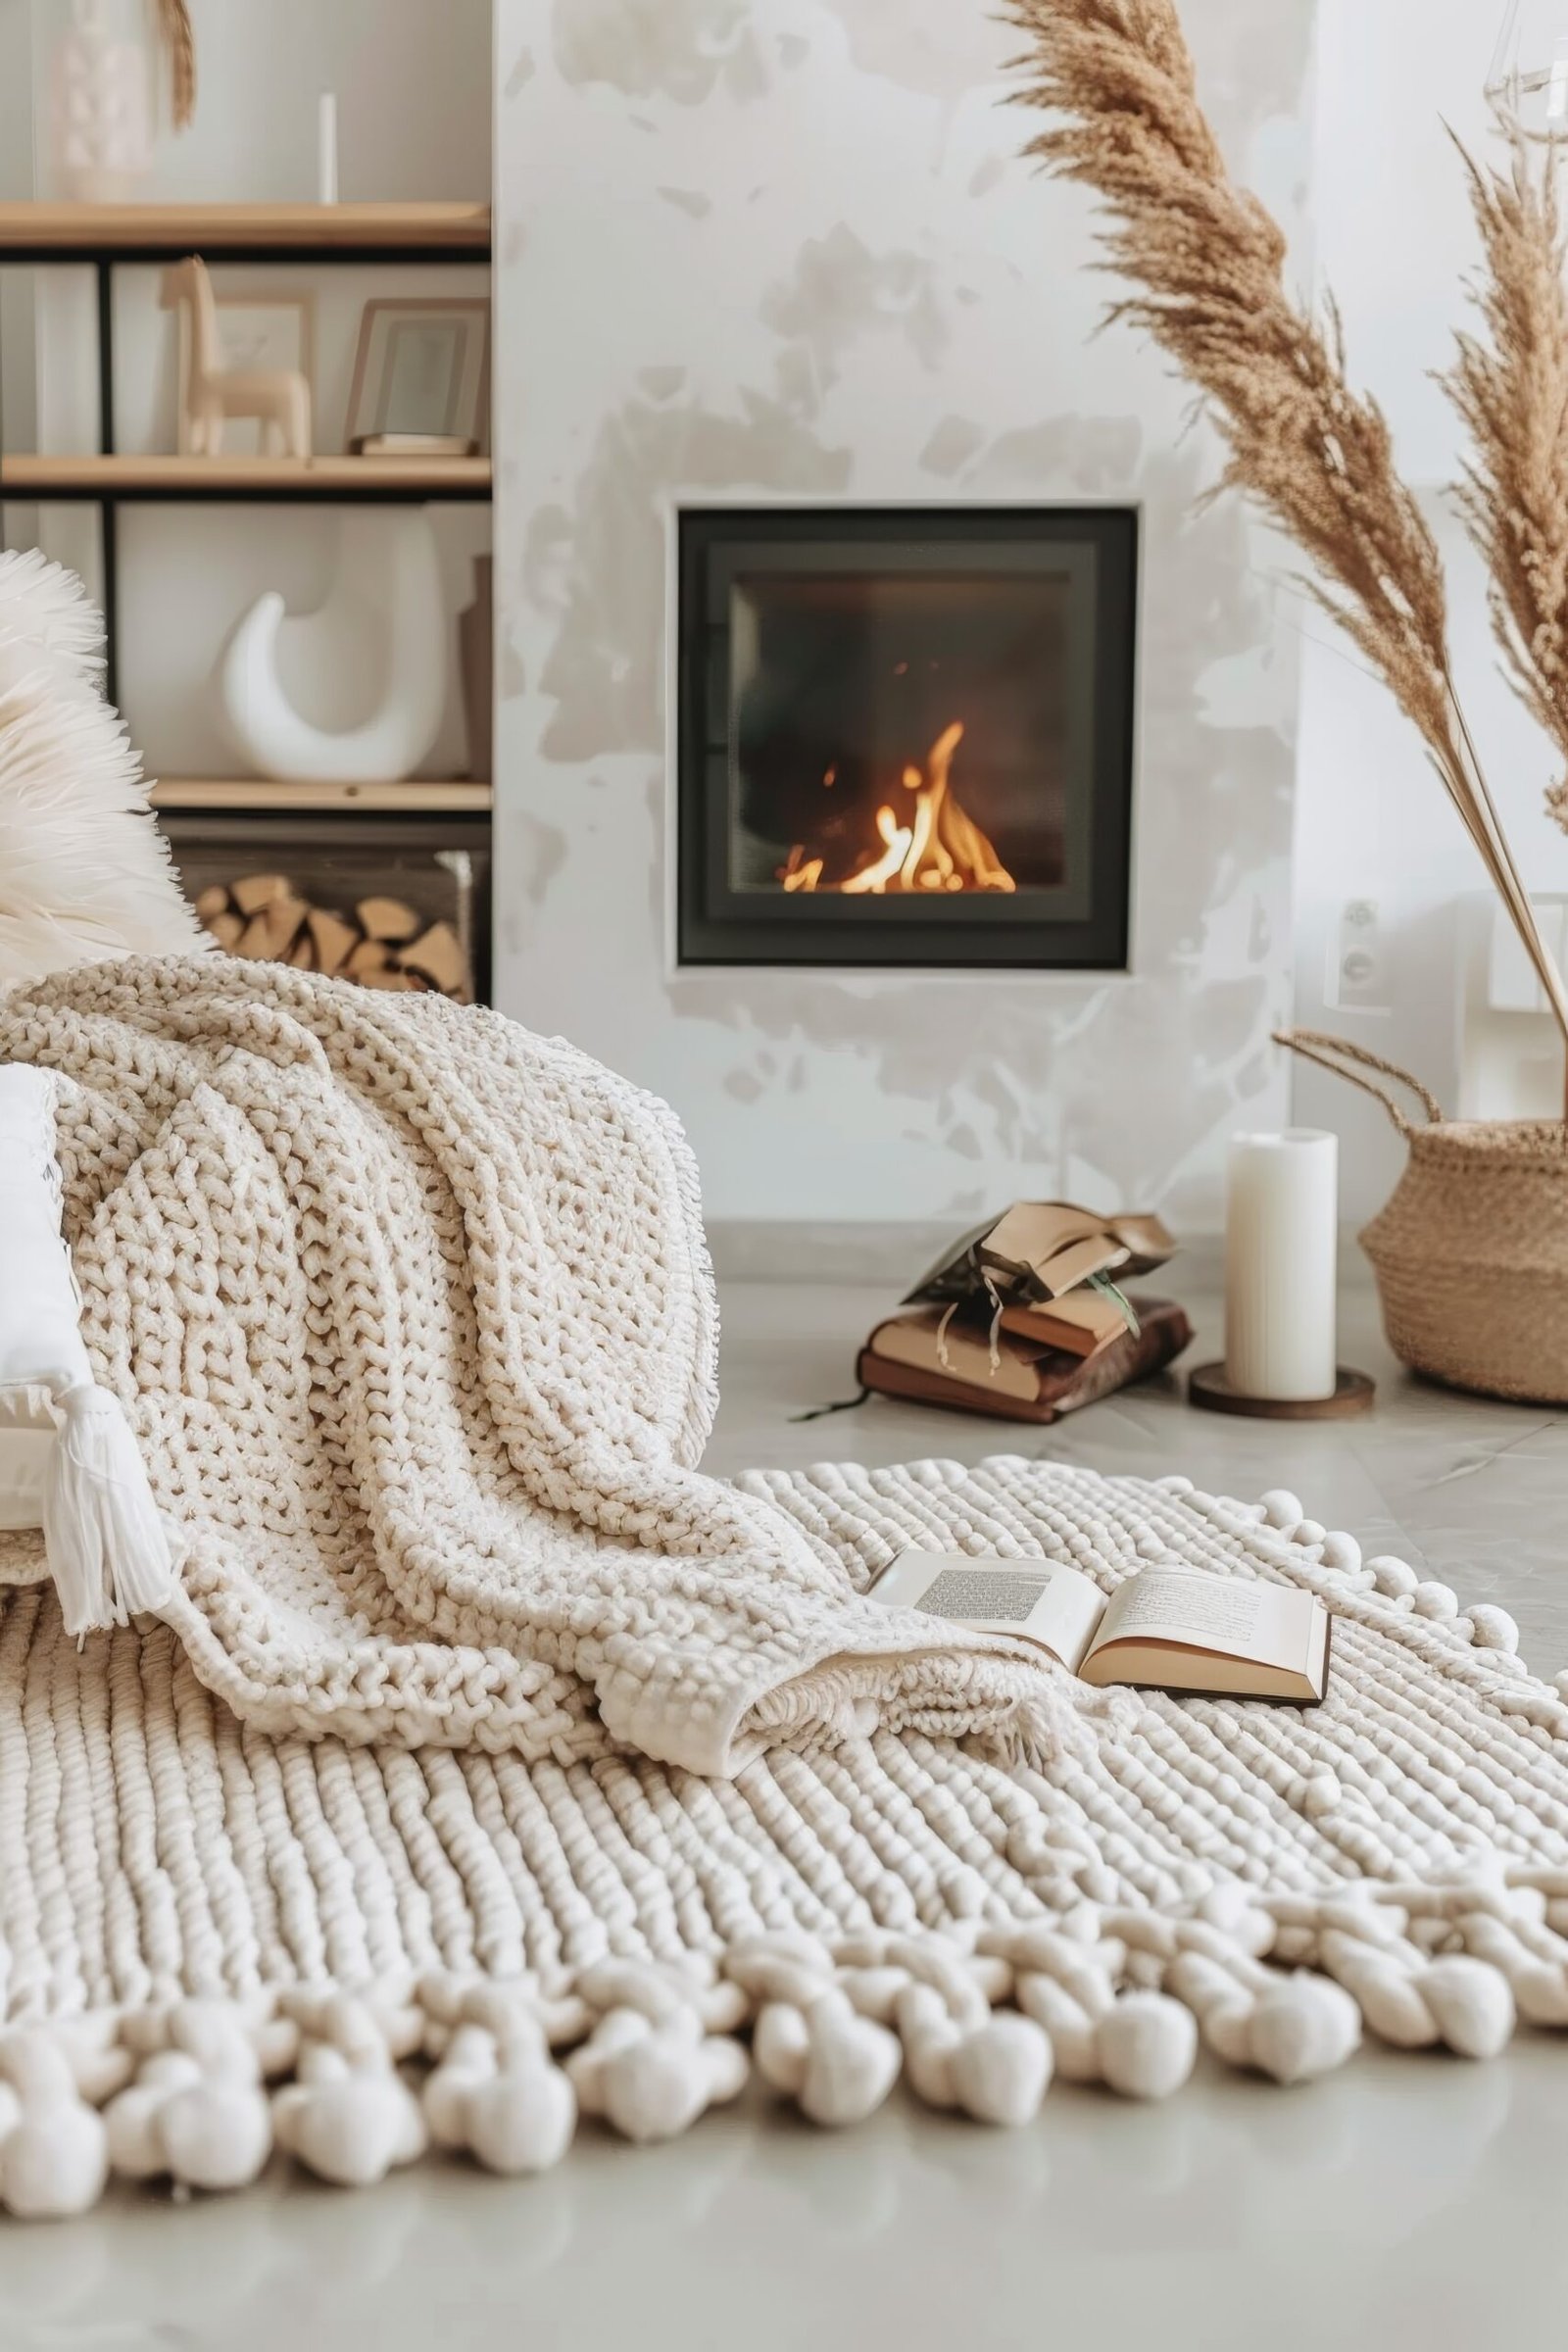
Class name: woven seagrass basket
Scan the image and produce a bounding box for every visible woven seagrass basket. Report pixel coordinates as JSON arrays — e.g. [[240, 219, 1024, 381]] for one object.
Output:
[[1279, 1031, 1568, 1405]]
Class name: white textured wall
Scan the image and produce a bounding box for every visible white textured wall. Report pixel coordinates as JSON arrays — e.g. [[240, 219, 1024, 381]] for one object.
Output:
[[1298, 0, 1568, 1218], [13, 0, 492, 780], [494, 0, 1317, 1229], [12, 1, 1557, 1236]]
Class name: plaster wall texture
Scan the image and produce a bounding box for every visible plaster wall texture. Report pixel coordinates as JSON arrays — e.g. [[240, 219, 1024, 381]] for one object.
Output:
[[492, 0, 1318, 1228]]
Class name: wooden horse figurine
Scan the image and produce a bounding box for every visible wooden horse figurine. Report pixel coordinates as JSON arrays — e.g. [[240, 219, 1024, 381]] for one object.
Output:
[[162, 256, 312, 460]]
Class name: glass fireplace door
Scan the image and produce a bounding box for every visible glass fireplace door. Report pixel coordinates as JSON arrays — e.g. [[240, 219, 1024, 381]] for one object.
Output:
[[677, 508, 1137, 970]]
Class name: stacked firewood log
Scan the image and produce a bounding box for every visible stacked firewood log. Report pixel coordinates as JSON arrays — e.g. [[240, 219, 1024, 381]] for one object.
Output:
[[194, 874, 471, 1001]]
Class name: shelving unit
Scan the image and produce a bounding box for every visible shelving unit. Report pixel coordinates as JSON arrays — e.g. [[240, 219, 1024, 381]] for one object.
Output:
[[149, 778, 493, 812], [1, 453, 492, 499], [0, 199, 497, 1003], [0, 199, 494, 703], [0, 201, 490, 262]]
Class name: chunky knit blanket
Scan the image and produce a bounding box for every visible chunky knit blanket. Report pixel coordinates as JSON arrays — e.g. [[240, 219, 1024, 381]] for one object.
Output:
[[2, 957, 1568, 2225], [0, 956, 1064, 1776]]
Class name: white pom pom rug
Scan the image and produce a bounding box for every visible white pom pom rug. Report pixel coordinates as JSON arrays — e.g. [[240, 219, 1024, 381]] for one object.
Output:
[[3, 1450, 1568, 2220]]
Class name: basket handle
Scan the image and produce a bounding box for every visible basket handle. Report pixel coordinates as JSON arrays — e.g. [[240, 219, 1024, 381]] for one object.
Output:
[[1272, 1030, 1446, 1138]]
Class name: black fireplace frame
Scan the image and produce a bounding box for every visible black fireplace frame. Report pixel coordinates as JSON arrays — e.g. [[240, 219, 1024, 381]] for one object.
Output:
[[675, 506, 1138, 970]]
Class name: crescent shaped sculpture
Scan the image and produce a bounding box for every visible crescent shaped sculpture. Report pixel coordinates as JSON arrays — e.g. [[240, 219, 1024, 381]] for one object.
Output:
[[219, 511, 449, 782]]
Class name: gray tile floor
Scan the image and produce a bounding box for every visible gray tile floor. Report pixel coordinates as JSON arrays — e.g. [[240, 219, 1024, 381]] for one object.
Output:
[[7, 1269, 1567, 2351]]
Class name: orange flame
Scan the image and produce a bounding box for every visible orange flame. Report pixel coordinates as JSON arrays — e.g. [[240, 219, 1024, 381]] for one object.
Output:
[[778, 722, 1016, 895]]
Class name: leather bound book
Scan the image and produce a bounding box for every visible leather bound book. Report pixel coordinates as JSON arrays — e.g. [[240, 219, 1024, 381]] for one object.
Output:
[[858, 1297, 1194, 1425], [997, 1291, 1132, 1360]]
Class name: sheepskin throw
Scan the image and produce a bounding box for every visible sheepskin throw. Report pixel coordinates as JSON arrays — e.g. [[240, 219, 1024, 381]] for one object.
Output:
[[0, 954, 1069, 1775], [0, 553, 209, 988]]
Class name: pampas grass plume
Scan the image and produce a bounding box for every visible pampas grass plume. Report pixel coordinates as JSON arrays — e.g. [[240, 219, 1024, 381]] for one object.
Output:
[[1006, 0, 1568, 1093]]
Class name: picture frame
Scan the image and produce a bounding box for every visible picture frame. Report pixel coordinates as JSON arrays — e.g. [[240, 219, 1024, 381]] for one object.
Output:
[[174, 288, 315, 458], [344, 297, 491, 455]]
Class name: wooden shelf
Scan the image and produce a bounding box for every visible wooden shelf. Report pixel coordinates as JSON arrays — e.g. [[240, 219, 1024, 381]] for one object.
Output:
[[151, 779, 493, 813], [1, 453, 491, 501], [0, 201, 491, 263]]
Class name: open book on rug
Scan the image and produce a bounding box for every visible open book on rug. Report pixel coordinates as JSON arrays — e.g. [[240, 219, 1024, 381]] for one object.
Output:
[[870, 1551, 1331, 1705]]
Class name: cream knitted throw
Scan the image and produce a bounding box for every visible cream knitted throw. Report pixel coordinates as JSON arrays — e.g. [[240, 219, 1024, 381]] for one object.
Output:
[[2, 958, 1568, 2221], [0, 956, 1068, 1776]]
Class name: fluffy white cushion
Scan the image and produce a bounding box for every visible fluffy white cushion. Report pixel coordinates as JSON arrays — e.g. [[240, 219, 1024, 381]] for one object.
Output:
[[0, 549, 210, 988]]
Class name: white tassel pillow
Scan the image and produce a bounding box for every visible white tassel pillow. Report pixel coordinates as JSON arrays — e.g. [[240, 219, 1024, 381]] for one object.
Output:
[[0, 1065, 178, 1633], [0, 548, 210, 987], [0, 1391, 52, 1531]]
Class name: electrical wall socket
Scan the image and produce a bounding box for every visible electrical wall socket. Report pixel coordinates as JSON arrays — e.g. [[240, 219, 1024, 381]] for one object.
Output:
[[1326, 898, 1389, 1013]]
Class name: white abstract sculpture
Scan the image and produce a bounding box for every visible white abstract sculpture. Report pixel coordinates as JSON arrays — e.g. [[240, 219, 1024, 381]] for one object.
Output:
[[219, 512, 448, 783], [162, 257, 312, 461]]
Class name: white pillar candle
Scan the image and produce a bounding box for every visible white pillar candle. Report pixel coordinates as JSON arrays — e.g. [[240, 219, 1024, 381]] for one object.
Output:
[[318, 92, 339, 205], [1224, 1129, 1339, 1400]]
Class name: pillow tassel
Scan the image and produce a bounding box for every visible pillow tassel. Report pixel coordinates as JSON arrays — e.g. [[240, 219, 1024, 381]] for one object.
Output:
[[41, 1384, 178, 1636]]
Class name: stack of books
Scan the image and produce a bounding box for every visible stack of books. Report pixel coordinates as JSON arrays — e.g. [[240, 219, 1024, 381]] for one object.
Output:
[[857, 1202, 1192, 1424]]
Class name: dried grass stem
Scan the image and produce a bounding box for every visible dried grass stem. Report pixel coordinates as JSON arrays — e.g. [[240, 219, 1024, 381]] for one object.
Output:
[[1006, 0, 1568, 1096], [1446, 122, 1568, 833], [157, 0, 197, 131]]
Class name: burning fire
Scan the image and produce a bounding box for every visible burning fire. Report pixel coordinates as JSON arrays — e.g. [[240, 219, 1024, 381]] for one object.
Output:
[[778, 721, 1016, 896]]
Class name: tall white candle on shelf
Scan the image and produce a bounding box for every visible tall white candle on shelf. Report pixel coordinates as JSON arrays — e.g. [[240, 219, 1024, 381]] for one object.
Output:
[[318, 92, 339, 205], [1224, 1130, 1339, 1400]]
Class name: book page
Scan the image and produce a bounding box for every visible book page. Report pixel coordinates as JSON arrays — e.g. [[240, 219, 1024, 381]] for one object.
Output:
[[1088, 1570, 1315, 1670], [869, 1551, 1106, 1675], [869, 1316, 1045, 1402]]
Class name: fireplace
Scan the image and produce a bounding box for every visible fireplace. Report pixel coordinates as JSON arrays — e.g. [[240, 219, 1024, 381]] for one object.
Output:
[[676, 508, 1138, 969]]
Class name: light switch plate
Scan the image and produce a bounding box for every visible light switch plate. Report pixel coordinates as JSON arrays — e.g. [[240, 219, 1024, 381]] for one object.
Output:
[[1327, 899, 1389, 1013]]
